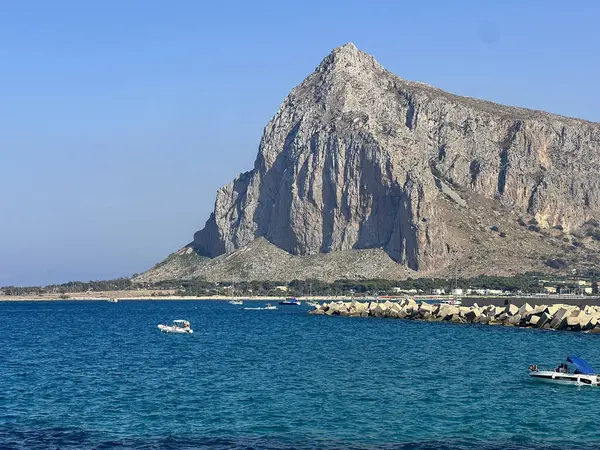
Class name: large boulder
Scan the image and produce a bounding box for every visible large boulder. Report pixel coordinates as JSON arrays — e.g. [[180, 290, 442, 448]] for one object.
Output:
[[370, 302, 388, 317], [518, 303, 533, 316], [390, 302, 403, 312], [505, 304, 519, 316], [550, 308, 571, 330], [545, 305, 562, 316], [338, 302, 351, 313], [479, 315, 492, 324], [529, 305, 547, 316], [450, 314, 465, 323], [536, 312, 552, 328], [405, 298, 418, 312], [458, 306, 472, 317], [352, 301, 368, 313], [438, 305, 459, 321], [528, 315, 541, 326], [464, 308, 482, 322], [418, 302, 433, 315], [578, 314, 594, 331], [505, 314, 522, 326], [567, 315, 581, 329]]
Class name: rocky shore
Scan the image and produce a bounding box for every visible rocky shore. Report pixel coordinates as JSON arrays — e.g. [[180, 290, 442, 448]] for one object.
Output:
[[310, 299, 600, 333]]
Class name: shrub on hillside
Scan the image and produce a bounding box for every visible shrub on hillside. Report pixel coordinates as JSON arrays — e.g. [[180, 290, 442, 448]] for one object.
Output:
[[585, 229, 600, 241], [545, 258, 569, 270]]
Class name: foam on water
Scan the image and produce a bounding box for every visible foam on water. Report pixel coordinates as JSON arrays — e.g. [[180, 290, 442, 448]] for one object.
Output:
[[1, 300, 599, 448]]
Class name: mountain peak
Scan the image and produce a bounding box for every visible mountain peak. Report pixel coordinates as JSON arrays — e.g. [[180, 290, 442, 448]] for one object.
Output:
[[332, 42, 358, 54], [142, 44, 600, 283], [316, 42, 382, 75]]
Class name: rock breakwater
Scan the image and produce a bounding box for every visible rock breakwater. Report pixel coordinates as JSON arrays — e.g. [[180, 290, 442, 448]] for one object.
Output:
[[309, 299, 600, 332]]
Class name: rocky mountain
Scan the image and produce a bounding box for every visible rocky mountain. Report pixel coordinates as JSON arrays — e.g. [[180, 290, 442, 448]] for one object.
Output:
[[137, 43, 600, 283]]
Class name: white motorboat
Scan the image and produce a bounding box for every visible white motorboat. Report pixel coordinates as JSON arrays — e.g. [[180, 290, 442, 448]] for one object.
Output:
[[228, 299, 243, 305], [439, 297, 462, 306], [158, 320, 193, 334], [529, 356, 600, 386], [243, 303, 277, 311], [106, 298, 118, 303]]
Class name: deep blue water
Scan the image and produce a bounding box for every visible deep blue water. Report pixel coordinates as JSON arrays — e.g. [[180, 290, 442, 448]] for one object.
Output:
[[1, 300, 600, 449]]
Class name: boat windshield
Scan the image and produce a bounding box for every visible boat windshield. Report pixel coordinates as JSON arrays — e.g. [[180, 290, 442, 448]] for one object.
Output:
[[173, 320, 190, 327]]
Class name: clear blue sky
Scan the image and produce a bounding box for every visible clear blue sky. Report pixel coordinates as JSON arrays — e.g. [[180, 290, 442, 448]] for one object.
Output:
[[1, 0, 599, 286]]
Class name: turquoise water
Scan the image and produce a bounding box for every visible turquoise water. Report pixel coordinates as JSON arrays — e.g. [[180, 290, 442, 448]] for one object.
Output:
[[1, 300, 600, 449]]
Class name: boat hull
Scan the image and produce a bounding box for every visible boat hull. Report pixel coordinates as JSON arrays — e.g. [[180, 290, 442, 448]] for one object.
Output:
[[243, 307, 277, 310], [157, 325, 193, 334], [529, 371, 600, 386]]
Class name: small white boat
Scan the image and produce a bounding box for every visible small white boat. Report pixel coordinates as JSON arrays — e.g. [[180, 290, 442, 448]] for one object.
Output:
[[439, 297, 462, 306], [529, 356, 600, 386], [228, 299, 243, 305], [106, 298, 118, 303], [158, 320, 193, 334], [243, 303, 277, 311]]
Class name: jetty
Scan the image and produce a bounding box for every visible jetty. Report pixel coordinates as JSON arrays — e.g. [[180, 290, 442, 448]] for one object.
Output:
[[309, 299, 600, 332]]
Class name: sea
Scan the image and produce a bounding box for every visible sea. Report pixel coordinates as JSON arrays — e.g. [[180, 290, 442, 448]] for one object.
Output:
[[1, 300, 600, 449]]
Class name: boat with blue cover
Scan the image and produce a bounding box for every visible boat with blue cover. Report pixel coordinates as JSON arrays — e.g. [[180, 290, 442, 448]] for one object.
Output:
[[529, 356, 600, 386], [279, 297, 301, 306]]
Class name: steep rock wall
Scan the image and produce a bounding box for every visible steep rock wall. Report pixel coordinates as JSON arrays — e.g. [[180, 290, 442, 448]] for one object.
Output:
[[193, 43, 600, 272]]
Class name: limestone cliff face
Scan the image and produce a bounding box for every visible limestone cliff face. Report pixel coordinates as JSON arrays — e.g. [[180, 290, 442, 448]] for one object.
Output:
[[193, 43, 600, 272]]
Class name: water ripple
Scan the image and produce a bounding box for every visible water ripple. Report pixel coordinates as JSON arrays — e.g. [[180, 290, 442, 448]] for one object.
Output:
[[1, 300, 599, 448]]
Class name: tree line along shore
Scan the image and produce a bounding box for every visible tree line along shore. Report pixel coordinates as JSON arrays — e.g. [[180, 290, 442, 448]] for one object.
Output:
[[2, 272, 600, 299]]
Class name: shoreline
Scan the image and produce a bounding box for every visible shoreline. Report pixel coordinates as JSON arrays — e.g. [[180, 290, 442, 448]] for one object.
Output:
[[2, 293, 600, 305]]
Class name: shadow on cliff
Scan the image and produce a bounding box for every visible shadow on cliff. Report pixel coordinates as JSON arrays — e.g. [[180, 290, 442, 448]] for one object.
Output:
[[251, 122, 301, 253], [352, 148, 420, 270], [253, 124, 420, 268]]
